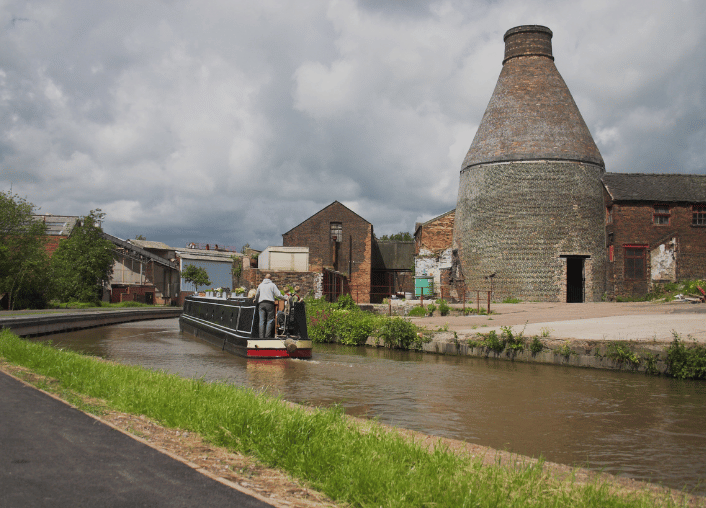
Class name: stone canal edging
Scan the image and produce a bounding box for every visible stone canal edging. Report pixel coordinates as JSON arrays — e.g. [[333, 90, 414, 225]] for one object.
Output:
[[415, 332, 671, 374], [0, 308, 182, 337]]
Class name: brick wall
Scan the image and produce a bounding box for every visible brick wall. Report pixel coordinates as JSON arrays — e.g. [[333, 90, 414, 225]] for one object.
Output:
[[282, 201, 373, 303], [454, 161, 606, 302], [241, 268, 320, 299], [606, 201, 706, 299], [415, 210, 455, 255]]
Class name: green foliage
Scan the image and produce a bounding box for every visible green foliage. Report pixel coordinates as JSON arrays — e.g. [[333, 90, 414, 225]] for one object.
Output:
[[643, 352, 660, 376], [181, 264, 212, 292], [376, 231, 413, 241], [437, 299, 450, 316], [230, 255, 242, 279], [307, 298, 421, 349], [335, 293, 356, 310], [529, 336, 543, 354], [408, 305, 426, 317], [666, 335, 706, 380], [501, 297, 522, 304], [606, 342, 641, 368], [502, 326, 525, 351], [336, 310, 379, 345], [426, 302, 437, 316], [51, 210, 114, 304], [0, 191, 52, 309], [376, 317, 419, 349], [555, 341, 574, 358]]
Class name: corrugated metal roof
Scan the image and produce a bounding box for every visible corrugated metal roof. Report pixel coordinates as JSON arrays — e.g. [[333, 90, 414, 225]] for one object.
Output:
[[176, 249, 237, 263], [602, 173, 706, 202], [129, 239, 174, 250], [32, 215, 80, 236]]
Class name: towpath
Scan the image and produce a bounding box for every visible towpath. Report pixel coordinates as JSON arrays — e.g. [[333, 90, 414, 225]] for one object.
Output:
[[406, 301, 706, 343]]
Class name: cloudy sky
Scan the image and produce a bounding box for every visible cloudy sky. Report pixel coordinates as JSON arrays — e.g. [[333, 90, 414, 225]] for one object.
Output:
[[2, 0, 705, 250]]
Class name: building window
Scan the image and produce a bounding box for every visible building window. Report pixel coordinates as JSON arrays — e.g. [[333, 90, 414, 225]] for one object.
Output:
[[624, 246, 646, 280], [653, 204, 670, 225], [606, 206, 613, 224], [330, 222, 342, 242], [693, 205, 706, 226]]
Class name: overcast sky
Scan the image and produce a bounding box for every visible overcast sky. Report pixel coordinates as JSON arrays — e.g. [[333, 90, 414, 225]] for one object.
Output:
[[2, 0, 705, 250]]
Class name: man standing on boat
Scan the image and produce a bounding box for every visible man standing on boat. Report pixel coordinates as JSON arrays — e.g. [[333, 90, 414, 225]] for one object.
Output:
[[255, 274, 282, 338]]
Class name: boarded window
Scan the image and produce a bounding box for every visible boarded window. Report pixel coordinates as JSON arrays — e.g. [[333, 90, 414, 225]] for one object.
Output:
[[624, 247, 646, 280], [606, 206, 613, 224], [653, 205, 670, 225], [330, 222, 342, 242], [693, 205, 706, 226]]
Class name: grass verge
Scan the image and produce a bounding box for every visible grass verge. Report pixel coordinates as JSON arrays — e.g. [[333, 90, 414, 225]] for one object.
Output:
[[0, 329, 696, 507]]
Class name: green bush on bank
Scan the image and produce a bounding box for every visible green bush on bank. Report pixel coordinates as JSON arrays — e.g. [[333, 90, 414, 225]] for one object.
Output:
[[306, 297, 429, 349], [0, 330, 686, 507]]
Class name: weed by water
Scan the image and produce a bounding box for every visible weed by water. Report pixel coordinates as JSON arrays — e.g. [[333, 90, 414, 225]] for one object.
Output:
[[555, 341, 574, 358], [606, 342, 642, 369], [666, 332, 706, 380], [529, 336, 544, 354]]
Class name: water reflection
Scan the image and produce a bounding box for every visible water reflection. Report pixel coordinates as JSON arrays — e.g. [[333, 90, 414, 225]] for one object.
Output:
[[37, 318, 706, 494]]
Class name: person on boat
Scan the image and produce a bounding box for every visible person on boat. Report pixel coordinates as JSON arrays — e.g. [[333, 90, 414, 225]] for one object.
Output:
[[255, 274, 282, 338]]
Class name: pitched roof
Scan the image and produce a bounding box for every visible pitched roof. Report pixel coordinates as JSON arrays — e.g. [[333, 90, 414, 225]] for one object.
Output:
[[415, 209, 455, 236], [32, 215, 80, 236], [602, 173, 706, 203], [282, 201, 371, 236], [462, 25, 604, 170]]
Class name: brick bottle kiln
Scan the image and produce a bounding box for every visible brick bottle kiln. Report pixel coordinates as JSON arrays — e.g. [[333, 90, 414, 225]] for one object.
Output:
[[453, 25, 606, 302]]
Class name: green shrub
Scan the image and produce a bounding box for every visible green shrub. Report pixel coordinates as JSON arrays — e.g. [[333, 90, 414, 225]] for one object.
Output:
[[666, 336, 706, 379], [529, 336, 543, 354], [376, 317, 418, 349], [408, 306, 426, 317], [337, 310, 379, 345], [606, 342, 641, 368], [437, 299, 450, 316], [426, 303, 437, 316], [335, 293, 357, 310]]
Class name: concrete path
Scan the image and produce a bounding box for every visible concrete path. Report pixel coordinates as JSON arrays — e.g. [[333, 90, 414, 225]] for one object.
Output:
[[408, 301, 706, 343], [0, 371, 275, 508]]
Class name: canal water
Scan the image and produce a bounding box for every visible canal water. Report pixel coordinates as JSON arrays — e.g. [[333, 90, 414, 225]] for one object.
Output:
[[36, 318, 706, 494]]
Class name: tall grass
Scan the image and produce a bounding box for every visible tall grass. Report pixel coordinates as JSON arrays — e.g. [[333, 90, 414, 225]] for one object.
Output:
[[0, 329, 687, 507]]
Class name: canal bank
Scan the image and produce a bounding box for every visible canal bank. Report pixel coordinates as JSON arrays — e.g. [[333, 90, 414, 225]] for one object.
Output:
[[374, 301, 706, 374], [0, 307, 181, 337]]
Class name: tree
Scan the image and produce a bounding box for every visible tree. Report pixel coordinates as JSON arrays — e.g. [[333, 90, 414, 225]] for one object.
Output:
[[51, 210, 115, 303], [0, 191, 52, 309], [377, 231, 413, 242], [181, 264, 211, 293], [134, 234, 146, 240]]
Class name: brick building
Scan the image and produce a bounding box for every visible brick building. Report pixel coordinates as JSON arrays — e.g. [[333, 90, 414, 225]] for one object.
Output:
[[105, 235, 180, 305], [603, 173, 706, 299], [414, 209, 455, 298], [282, 201, 374, 303]]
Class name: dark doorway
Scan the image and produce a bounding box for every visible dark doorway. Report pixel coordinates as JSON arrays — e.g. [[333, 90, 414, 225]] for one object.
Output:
[[566, 257, 585, 303]]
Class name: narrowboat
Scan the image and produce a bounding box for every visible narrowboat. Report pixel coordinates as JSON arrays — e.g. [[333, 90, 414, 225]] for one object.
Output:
[[179, 294, 313, 359]]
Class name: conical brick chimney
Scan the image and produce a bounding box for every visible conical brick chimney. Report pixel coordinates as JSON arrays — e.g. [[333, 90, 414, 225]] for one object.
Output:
[[453, 25, 606, 303]]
